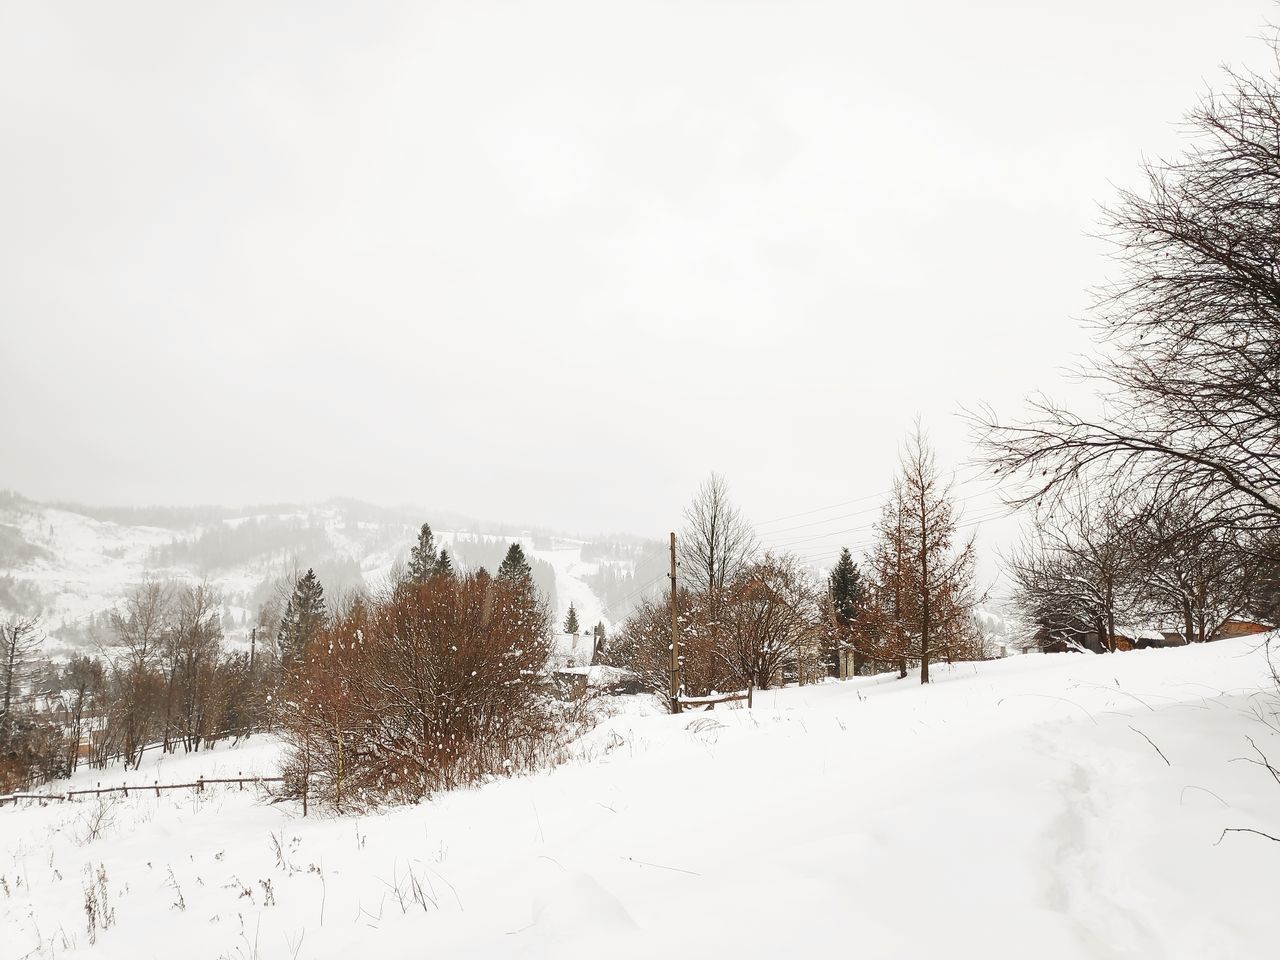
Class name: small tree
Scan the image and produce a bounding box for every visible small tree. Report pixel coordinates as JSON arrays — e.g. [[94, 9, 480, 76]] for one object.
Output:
[[899, 427, 980, 682], [591, 622, 606, 664], [862, 427, 981, 681], [407, 522, 439, 583], [1007, 486, 1142, 653], [108, 581, 172, 767], [1135, 498, 1255, 644], [718, 555, 823, 691], [827, 548, 864, 676], [277, 569, 327, 669], [436, 548, 453, 577], [679, 473, 758, 605], [0, 616, 41, 750], [497, 542, 533, 586], [563, 603, 580, 635], [60, 655, 104, 776]]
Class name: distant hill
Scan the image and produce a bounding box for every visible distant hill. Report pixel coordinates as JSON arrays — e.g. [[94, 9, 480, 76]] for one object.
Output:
[[0, 493, 666, 658]]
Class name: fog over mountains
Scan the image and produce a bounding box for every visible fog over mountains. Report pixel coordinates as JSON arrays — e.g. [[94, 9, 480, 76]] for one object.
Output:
[[0, 490, 673, 656]]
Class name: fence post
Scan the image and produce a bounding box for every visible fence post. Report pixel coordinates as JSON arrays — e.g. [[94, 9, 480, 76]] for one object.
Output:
[[238, 771, 244, 792], [197, 777, 204, 794], [154, 780, 159, 797]]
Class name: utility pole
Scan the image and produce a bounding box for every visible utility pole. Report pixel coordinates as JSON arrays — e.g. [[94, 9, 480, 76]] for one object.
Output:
[[669, 531, 681, 714]]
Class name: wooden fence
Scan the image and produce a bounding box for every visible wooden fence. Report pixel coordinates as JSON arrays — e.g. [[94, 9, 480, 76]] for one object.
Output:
[[677, 688, 752, 710], [0, 773, 285, 806]]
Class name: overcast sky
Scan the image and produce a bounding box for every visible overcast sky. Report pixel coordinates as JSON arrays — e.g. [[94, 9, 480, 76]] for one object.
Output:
[[1, 1, 1274, 560]]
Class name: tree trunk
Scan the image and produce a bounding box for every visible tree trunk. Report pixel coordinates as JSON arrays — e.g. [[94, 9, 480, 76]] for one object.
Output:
[[919, 485, 931, 685]]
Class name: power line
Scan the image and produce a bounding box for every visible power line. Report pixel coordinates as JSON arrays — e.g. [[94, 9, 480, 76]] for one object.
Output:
[[753, 462, 994, 528], [758, 480, 1010, 551], [784, 504, 1014, 564]]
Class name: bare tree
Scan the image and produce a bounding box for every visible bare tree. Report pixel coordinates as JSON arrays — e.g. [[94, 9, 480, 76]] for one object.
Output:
[[975, 46, 1280, 537], [679, 473, 758, 602], [169, 583, 224, 752], [58, 655, 104, 776], [107, 580, 172, 767], [717, 554, 823, 691], [1134, 498, 1256, 644], [1006, 486, 1143, 653]]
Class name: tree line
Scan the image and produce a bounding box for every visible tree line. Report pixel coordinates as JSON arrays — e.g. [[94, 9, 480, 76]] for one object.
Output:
[[606, 428, 989, 706], [0, 520, 565, 800]]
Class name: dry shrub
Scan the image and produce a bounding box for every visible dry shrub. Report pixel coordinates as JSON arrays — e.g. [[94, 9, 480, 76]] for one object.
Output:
[[279, 571, 557, 808]]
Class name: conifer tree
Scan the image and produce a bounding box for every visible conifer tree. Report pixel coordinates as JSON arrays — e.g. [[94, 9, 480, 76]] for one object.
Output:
[[827, 547, 864, 675], [277, 569, 327, 669], [864, 426, 979, 683], [436, 548, 453, 577], [563, 603, 580, 634], [407, 522, 440, 582], [496, 542, 533, 586]]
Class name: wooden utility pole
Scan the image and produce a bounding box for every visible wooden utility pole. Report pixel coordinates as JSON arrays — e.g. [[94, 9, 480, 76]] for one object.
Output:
[[669, 531, 681, 714]]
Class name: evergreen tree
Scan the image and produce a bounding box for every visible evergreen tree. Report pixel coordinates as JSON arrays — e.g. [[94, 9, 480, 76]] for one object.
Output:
[[277, 569, 327, 669], [496, 542, 533, 586], [827, 547, 865, 676], [563, 603, 580, 634], [436, 548, 453, 577], [828, 548, 864, 626], [407, 522, 439, 582]]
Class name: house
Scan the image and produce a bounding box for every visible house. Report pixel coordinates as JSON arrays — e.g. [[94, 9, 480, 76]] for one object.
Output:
[[1213, 618, 1272, 639], [1152, 618, 1272, 647]]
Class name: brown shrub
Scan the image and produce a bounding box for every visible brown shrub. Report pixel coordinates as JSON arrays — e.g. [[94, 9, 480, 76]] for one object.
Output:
[[279, 571, 556, 808]]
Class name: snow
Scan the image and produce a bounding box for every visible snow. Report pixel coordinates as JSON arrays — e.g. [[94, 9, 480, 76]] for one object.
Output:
[[0, 502, 622, 663], [528, 540, 611, 635], [3, 638, 1279, 958]]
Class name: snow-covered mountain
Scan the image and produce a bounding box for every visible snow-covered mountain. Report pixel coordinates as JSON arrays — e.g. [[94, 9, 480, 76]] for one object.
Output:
[[0, 491, 665, 657]]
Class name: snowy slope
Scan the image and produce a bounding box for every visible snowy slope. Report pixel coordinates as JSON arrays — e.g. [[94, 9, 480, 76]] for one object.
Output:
[[2, 637, 1278, 958], [0, 498, 629, 658]]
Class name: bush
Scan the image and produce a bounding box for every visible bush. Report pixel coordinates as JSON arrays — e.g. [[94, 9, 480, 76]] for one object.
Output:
[[279, 570, 557, 808]]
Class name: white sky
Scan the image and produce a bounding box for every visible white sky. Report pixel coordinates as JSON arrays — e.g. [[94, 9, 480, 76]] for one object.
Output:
[[1, 1, 1274, 568]]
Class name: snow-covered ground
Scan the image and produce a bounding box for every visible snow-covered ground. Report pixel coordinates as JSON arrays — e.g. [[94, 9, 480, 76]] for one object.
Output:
[[3, 638, 1279, 959]]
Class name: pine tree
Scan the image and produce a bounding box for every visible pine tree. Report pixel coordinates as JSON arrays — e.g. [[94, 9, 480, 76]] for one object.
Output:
[[496, 542, 533, 586], [827, 547, 864, 675], [436, 548, 453, 577], [563, 603, 580, 634], [407, 522, 439, 582], [591, 622, 606, 664], [277, 569, 327, 669], [0, 617, 40, 749]]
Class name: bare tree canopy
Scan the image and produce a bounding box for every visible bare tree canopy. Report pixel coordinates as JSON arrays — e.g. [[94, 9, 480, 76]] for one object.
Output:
[[1006, 486, 1145, 654], [679, 472, 758, 599], [976, 46, 1280, 535]]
